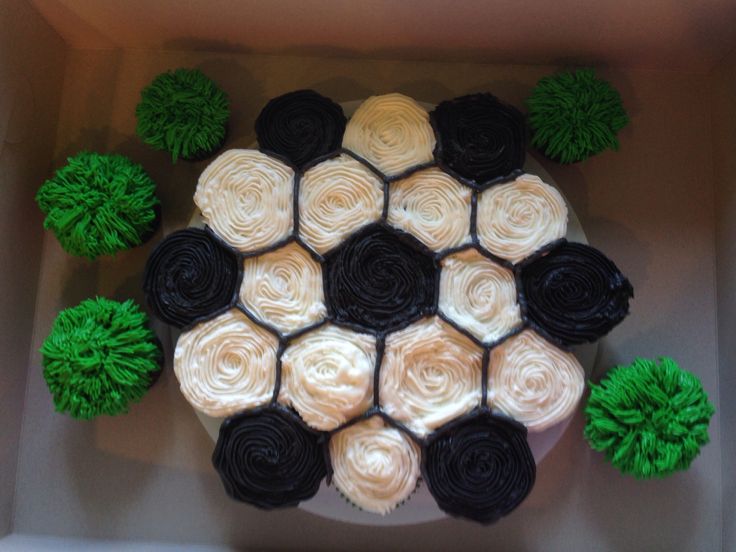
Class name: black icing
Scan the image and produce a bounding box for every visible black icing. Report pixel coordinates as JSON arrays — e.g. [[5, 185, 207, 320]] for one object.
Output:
[[422, 410, 535, 524], [142, 228, 239, 328], [255, 90, 347, 169], [431, 93, 526, 186], [212, 406, 327, 509], [323, 224, 438, 333], [520, 241, 633, 346]]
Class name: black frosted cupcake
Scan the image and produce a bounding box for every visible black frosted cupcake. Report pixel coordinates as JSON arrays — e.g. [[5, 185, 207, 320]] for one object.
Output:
[[256, 89, 347, 169], [212, 406, 327, 509]]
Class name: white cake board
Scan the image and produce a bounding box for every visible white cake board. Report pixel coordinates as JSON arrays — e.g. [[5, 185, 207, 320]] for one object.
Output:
[[181, 102, 596, 526]]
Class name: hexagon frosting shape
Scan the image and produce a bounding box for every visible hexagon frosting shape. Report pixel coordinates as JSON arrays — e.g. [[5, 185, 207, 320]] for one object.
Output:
[[323, 224, 437, 333], [279, 324, 376, 431], [477, 173, 567, 264], [387, 167, 472, 252], [299, 153, 383, 255], [439, 248, 522, 344], [240, 241, 326, 334], [342, 93, 435, 177], [194, 149, 294, 253], [488, 329, 585, 432], [379, 316, 483, 436], [174, 308, 278, 417]]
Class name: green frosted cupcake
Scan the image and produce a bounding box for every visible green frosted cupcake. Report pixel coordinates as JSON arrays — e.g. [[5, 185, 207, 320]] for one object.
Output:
[[41, 297, 163, 419], [584, 357, 714, 478], [36, 151, 159, 260], [136, 68, 229, 162], [527, 68, 628, 164]]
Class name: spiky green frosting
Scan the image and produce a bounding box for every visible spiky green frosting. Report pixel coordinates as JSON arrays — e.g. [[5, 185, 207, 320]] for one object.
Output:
[[136, 68, 229, 161], [584, 357, 714, 479], [36, 152, 159, 259], [527, 68, 628, 164], [41, 297, 162, 419]]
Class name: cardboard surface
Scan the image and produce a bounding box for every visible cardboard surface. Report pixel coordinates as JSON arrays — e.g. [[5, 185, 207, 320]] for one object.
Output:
[[0, 0, 66, 538], [12, 49, 722, 550], [29, 0, 736, 72]]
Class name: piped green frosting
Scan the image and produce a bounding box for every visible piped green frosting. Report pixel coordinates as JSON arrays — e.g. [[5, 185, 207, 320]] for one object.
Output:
[[584, 357, 714, 479], [136, 68, 229, 161], [41, 297, 162, 419], [35, 152, 159, 260], [527, 68, 629, 164]]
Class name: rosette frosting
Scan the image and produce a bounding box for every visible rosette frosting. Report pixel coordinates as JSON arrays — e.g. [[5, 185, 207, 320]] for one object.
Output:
[[380, 317, 483, 436], [489, 329, 584, 431], [299, 154, 383, 254], [439, 249, 521, 344], [279, 325, 376, 431], [212, 407, 327, 509], [329, 416, 420, 514], [387, 167, 471, 251], [422, 411, 535, 523], [342, 93, 435, 177], [477, 174, 568, 264], [255, 89, 347, 169], [431, 93, 526, 185], [240, 242, 326, 334], [521, 242, 633, 345], [324, 225, 437, 333], [194, 149, 294, 252], [174, 309, 277, 417], [143, 228, 239, 328]]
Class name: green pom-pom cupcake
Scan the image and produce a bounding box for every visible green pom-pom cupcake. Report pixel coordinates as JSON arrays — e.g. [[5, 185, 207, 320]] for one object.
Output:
[[41, 297, 163, 420], [584, 357, 714, 479], [527, 68, 629, 164], [136, 68, 229, 162], [35, 152, 159, 260]]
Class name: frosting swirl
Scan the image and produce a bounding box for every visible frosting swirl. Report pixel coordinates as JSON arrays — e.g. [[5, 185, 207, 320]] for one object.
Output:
[[194, 149, 294, 252], [422, 410, 535, 523], [279, 325, 376, 431], [431, 93, 525, 185], [240, 242, 326, 334], [380, 317, 483, 436], [299, 154, 383, 255], [521, 242, 633, 345], [329, 416, 420, 514], [323, 225, 437, 332], [174, 309, 277, 417], [143, 228, 239, 328], [489, 329, 585, 431], [439, 249, 522, 344], [212, 407, 326, 509], [387, 167, 471, 251], [255, 89, 346, 169], [342, 93, 435, 177], [477, 174, 568, 264]]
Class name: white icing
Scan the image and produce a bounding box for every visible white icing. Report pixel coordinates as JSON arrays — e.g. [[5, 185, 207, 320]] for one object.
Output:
[[380, 317, 483, 436], [439, 248, 522, 344], [279, 325, 376, 431], [342, 93, 435, 177], [173, 309, 277, 417], [489, 329, 585, 432], [299, 154, 383, 254], [329, 416, 420, 515], [240, 242, 326, 334], [194, 149, 294, 253], [477, 173, 568, 264], [387, 167, 471, 251]]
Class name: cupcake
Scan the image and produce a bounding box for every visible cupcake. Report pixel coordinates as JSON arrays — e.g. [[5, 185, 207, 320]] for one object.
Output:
[[136, 68, 229, 162], [35, 151, 159, 259], [41, 297, 163, 419]]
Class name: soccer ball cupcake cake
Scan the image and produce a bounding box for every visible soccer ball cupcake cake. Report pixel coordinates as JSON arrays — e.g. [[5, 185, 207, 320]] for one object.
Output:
[[144, 90, 633, 523]]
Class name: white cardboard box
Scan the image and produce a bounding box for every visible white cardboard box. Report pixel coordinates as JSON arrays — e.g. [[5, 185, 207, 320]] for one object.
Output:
[[1, 1, 734, 549]]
